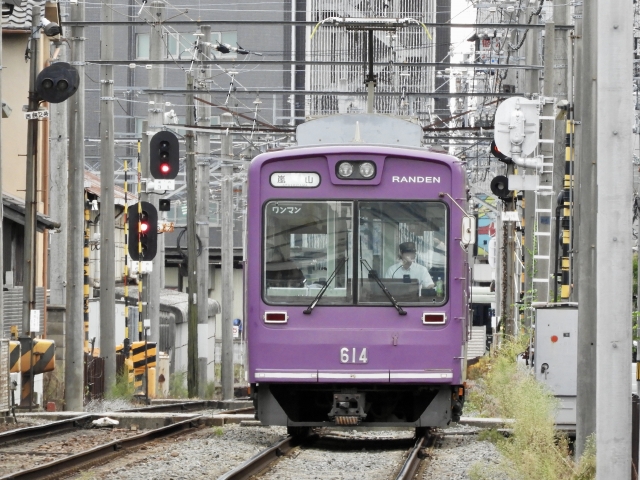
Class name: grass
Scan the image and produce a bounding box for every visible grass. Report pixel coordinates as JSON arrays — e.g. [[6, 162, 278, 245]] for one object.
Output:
[[105, 370, 135, 400], [468, 335, 596, 480], [169, 371, 189, 399]]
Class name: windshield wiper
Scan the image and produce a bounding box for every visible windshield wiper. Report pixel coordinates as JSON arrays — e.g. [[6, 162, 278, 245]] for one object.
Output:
[[303, 257, 348, 315], [360, 259, 407, 316]]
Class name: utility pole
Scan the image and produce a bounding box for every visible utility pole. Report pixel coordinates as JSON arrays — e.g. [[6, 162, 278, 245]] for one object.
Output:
[[49, 41, 68, 308], [145, 1, 165, 349], [22, 6, 41, 335], [574, 0, 597, 458], [595, 0, 633, 476], [221, 113, 234, 400], [99, 0, 116, 392], [186, 72, 198, 397], [196, 27, 212, 397], [19, 5, 42, 410], [66, 0, 86, 411]]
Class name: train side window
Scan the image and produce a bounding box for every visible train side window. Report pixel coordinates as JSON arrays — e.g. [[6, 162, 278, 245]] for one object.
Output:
[[263, 201, 353, 305], [358, 201, 448, 305]]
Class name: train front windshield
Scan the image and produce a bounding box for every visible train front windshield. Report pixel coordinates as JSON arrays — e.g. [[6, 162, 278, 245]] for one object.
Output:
[[263, 200, 447, 305]]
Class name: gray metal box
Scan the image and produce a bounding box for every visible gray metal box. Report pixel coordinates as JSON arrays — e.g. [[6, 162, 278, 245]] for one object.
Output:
[[534, 305, 578, 426]]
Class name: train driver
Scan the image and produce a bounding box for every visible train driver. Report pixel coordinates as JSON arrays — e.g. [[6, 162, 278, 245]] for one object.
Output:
[[384, 241, 435, 289]]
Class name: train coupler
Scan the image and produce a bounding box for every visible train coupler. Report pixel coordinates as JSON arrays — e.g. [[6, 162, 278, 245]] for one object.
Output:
[[328, 393, 366, 425]]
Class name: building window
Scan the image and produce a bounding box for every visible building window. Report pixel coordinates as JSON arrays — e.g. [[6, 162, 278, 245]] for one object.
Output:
[[136, 33, 150, 60]]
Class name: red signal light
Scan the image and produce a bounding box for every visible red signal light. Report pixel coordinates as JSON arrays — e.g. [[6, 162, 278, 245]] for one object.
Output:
[[140, 222, 149, 233], [160, 163, 171, 174]]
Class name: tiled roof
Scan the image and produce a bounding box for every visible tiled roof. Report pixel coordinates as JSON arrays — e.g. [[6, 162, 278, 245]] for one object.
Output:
[[84, 170, 138, 206]]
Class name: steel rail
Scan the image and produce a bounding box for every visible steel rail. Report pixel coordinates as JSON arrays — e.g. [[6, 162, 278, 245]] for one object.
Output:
[[0, 416, 201, 480], [120, 401, 253, 414], [395, 432, 436, 480], [0, 414, 94, 447], [119, 400, 213, 413], [218, 435, 300, 480]]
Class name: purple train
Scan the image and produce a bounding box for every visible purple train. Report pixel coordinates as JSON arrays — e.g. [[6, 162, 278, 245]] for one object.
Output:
[[246, 115, 472, 434]]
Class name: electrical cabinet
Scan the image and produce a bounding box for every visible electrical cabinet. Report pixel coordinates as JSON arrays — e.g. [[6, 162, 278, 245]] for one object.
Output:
[[534, 304, 578, 426]]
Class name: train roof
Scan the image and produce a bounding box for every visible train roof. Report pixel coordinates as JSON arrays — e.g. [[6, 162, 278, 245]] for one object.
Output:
[[296, 113, 423, 147]]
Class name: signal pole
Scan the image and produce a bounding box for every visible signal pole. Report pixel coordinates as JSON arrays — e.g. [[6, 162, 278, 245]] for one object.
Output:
[[186, 72, 199, 397], [145, 1, 165, 349], [22, 6, 41, 335], [99, 0, 116, 392], [221, 113, 234, 400], [19, 6, 42, 410], [66, 0, 86, 411]]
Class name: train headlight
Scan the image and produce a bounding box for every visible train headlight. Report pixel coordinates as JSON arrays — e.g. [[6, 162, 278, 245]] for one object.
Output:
[[337, 162, 354, 178], [359, 162, 375, 178]]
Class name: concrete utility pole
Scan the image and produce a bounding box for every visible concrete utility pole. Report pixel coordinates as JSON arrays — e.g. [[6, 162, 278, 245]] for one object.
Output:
[[574, 0, 597, 458], [186, 72, 199, 397], [22, 6, 41, 335], [49, 40, 68, 308], [221, 113, 234, 400], [66, 0, 86, 411], [594, 0, 633, 476], [99, 0, 116, 392], [145, 1, 165, 349], [196, 27, 212, 397]]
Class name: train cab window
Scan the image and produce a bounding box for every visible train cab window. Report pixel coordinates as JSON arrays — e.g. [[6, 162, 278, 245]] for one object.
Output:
[[358, 201, 448, 305], [263, 201, 353, 304]]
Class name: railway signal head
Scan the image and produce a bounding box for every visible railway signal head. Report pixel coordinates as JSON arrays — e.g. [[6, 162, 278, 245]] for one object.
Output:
[[490, 175, 513, 200], [35, 62, 80, 104], [128, 201, 158, 261], [150, 131, 179, 180]]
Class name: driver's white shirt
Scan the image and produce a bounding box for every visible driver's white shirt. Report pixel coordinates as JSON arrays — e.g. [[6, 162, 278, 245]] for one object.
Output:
[[384, 262, 434, 288]]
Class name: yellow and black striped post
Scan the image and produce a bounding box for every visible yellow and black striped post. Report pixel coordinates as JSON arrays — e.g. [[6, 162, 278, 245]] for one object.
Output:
[[9, 341, 20, 373], [17, 338, 55, 406], [84, 192, 91, 351], [561, 121, 574, 299]]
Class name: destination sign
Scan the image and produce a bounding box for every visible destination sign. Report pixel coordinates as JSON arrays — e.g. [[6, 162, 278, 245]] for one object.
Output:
[[270, 172, 320, 188]]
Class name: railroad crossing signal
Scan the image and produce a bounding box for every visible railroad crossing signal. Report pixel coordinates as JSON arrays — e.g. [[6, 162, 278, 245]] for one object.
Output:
[[150, 131, 179, 180], [128, 201, 158, 261]]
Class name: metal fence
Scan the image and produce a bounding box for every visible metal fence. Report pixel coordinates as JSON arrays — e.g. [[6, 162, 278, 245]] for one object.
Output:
[[83, 353, 105, 404]]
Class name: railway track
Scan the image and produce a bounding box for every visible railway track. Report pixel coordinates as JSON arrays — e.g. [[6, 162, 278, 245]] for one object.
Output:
[[219, 429, 439, 480], [0, 415, 201, 480], [0, 403, 256, 479]]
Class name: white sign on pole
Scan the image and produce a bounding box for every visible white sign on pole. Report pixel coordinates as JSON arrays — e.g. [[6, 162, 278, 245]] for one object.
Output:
[[232, 325, 240, 339], [30, 310, 40, 333], [501, 211, 520, 222], [508, 174, 539, 191]]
